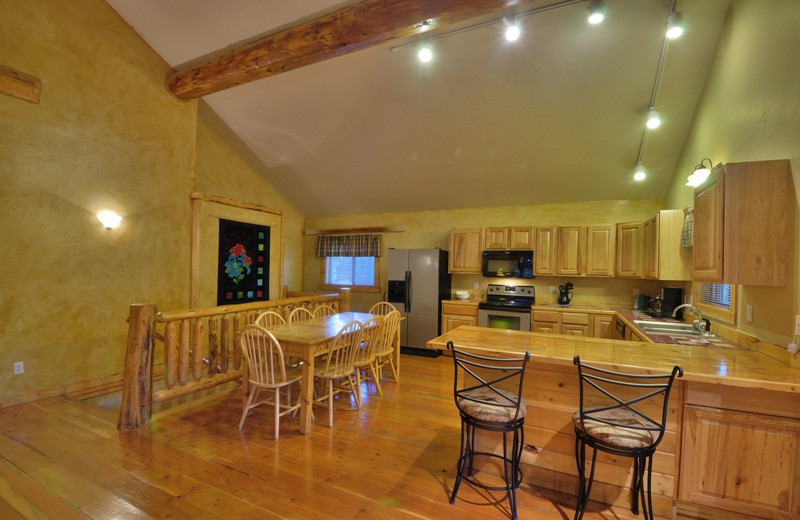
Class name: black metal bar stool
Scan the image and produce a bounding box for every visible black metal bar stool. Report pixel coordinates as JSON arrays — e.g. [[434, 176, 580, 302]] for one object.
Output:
[[572, 355, 683, 520], [447, 341, 530, 520]]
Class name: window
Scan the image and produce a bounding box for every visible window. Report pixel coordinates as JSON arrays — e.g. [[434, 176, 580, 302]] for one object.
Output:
[[321, 256, 380, 292], [317, 234, 381, 293], [694, 282, 737, 324]]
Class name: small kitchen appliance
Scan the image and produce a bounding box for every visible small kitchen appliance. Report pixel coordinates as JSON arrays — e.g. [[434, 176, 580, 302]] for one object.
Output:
[[481, 250, 534, 278], [660, 287, 684, 319], [478, 284, 535, 331], [557, 282, 574, 305]]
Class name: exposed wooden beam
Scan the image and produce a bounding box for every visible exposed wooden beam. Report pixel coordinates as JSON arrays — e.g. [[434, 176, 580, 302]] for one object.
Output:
[[0, 64, 42, 104], [166, 0, 534, 100]]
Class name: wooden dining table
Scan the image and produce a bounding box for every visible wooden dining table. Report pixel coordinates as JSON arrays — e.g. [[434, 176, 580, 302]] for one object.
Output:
[[268, 311, 378, 434]]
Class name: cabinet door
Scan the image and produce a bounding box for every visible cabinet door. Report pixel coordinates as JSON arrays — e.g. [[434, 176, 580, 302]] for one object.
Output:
[[508, 226, 533, 249], [585, 225, 615, 277], [532, 322, 560, 334], [615, 221, 643, 278], [556, 226, 585, 276], [656, 209, 693, 281], [448, 228, 483, 273], [642, 215, 658, 279], [562, 324, 589, 336], [693, 172, 724, 281], [442, 314, 477, 333], [591, 314, 612, 338], [484, 227, 508, 250], [680, 405, 800, 519], [534, 227, 557, 276]]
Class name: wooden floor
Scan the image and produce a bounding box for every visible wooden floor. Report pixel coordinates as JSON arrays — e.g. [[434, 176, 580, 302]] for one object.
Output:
[[0, 354, 669, 520]]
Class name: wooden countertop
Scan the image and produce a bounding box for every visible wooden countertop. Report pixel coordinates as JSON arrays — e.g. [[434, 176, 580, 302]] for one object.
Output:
[[427, 326, 800, 393]]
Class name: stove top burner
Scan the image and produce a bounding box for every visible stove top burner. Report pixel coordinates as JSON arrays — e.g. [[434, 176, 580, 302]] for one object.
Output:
[[479, 284, 535, 310]]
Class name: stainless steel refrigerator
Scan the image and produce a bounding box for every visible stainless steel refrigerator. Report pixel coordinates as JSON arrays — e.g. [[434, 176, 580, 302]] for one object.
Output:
[[387, 248, 451, 356]]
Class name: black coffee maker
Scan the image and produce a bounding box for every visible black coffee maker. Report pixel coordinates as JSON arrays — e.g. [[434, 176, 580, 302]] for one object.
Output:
[[660, 287, 684, 319]]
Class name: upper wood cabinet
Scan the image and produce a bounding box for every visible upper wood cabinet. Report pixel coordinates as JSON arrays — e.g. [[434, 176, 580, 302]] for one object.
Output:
[[585, 225, 615, 277], [534, 227, 557, 276], [643, 210, 692, 281], [615, 221, 643, 278], [693, 160, 794, 285], [556, 226, 585, 276], [484, 226, 533, 250], [448, 228, 483, 274]]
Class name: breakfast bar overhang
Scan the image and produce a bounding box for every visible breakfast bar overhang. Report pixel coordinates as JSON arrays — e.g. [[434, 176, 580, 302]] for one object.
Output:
[[427, 326, 800, 520]]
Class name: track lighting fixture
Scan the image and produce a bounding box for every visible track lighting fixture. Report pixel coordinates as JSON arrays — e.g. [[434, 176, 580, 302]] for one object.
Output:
[[505, 23, 521, 42], [633, 164, 647, 181], [646, 108, 661, 129], [587, 0, 605, 25], [417, 43, 433, 63], [666, 11, 685, 39]]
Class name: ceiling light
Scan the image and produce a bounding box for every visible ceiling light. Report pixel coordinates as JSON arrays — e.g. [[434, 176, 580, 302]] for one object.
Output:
[[633, 164, 647, 181], [686, 158, 717, 186], [646, 108, 661, 129], [587, 0, 605, 24], [417, 44, 433, 63], [505, 24, 521, 42], [97, 210, 123, 229], [666, 11, 685, 39]]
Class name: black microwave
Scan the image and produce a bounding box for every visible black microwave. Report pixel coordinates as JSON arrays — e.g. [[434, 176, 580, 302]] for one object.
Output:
[[482, 250, 534, 278]]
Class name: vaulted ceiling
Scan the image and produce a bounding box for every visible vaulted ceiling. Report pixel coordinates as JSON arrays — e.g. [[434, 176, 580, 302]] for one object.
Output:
[[106, 0, 730, 217]]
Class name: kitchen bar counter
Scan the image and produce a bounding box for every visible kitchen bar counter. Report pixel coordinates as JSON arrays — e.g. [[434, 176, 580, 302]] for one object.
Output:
[[427, 326, 800, 519], [427, 325, 798, 392]]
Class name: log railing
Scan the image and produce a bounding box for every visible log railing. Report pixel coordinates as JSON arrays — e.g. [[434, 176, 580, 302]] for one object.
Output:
[[117, 288, 351, 429]]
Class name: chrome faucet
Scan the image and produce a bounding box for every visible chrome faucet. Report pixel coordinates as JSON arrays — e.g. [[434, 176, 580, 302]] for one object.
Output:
[[672, 304, 711, 335]]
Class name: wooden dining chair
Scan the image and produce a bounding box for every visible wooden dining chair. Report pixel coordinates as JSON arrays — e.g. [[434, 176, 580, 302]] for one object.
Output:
[[369, 301, 397, 315], [374, 310, 401, 383], [237, 325, 302, 439], [288, 307, 315, 323], [352, 315, 384, 406], [313, 304, 336, 318], [255, 310, 286, 328], [313, 320, 363, 428]]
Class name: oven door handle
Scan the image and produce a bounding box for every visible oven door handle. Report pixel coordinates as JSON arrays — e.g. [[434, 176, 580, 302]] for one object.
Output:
[[404, 270, 411, 312]]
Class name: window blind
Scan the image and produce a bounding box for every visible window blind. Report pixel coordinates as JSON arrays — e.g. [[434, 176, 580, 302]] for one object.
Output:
[[698, 282, 731, 309]]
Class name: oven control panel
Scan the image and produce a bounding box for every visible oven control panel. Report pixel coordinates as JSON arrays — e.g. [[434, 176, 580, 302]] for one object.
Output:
[[486, 284, 535, 298]]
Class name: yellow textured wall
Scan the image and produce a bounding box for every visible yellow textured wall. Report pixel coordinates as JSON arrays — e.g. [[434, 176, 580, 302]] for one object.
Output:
[[663, 0, 800, 347], [304, 200, 668, 311], [195, 122, 305, 296]]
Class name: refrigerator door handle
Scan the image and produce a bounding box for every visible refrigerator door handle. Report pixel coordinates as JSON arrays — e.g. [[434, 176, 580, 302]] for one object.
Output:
[[405, 270, 411, 312]]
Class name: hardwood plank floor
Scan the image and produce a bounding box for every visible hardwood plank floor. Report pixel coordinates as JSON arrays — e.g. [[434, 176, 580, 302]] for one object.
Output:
[[0, 354, 672, 519]]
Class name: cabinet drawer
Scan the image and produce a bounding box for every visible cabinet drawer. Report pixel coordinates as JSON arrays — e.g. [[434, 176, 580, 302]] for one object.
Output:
[[561, 312, 589, 326], [532, 309, 560, 323], [441, 302, 478, 317]]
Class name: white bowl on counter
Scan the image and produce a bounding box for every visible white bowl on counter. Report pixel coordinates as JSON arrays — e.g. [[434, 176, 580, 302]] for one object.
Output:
[[454, 291, 470, 300]]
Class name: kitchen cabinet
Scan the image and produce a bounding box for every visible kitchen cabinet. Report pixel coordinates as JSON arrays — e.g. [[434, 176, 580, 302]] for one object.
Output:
[[585, 225, 615, 277], [534, 227, 557, 276], [694, 160, 794, 286], [531, 308, 604, 337], [448, 228, 483, 274], [441, 301, 478, 333], [679, 383, 800, 519], [643, 210, 692, 281], [615, 221, 643, 278], [561, 311, 589, 336], [531, 309, 560, 334], [484, 226, 533, 250], [556, 226, 585, 276], [591, 313, 613, 338]]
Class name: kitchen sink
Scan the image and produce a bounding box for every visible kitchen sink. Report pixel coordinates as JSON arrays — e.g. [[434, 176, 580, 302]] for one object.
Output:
[[632, 320, 716, 337]]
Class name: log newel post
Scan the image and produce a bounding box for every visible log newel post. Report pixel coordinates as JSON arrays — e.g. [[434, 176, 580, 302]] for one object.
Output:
[[339, 287, 351, 312], [117, 303, 156, 429]]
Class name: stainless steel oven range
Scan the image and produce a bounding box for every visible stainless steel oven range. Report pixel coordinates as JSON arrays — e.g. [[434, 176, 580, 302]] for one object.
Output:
[[477, 284, 535, 331]]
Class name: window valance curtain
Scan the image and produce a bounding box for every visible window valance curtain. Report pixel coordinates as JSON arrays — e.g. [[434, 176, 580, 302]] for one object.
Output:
[[316, 234, 381, 257]]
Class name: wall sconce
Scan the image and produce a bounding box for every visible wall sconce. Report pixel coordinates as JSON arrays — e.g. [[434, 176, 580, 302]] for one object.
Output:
[[97, 210, 123, 229], [686, 158, 720, 187]]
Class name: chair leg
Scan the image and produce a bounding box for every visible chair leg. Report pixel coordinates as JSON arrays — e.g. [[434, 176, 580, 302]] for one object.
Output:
[[238, 387, 257, 430], [327, 380, 334, 428], [274, 388, 280, 440], [573, 436, 597, 520], [450, 419, 469, 504], [369, 361, 382, 396]]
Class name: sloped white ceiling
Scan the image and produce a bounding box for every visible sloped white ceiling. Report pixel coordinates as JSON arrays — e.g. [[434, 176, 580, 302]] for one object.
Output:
[[107, 0, 730, 216]]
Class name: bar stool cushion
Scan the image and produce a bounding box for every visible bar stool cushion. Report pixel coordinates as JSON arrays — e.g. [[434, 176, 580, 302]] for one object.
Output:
[[572, 408, 655, 449], [458, 388, 528, 423]]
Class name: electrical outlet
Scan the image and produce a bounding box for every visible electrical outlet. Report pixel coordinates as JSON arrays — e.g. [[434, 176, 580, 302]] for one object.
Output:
[[13, 362, 23, 375], [473, 282, 479, 290], [550, 286, 556, 294], [746, 305, 753, 323], [633, 288, 639, 296], [795, 314, 800, 336]]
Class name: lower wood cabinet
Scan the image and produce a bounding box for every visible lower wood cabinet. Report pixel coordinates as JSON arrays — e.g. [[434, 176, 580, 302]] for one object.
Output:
[[532, 308, 610, 338], [678, 383, 800, 519], [441, 301, 478, 333]]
